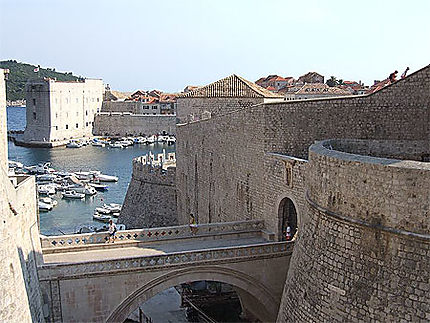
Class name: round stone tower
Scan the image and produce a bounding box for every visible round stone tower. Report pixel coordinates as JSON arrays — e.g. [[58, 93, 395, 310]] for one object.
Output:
[[278, 139, 430, 322]]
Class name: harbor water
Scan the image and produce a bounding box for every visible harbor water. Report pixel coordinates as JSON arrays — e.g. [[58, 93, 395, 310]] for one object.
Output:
[[7, 106, 175, 235]]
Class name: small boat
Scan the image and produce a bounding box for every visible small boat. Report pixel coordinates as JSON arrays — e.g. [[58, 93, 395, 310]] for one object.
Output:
[[109, 142, 124, 149], [96, 174, 118, 182], [71, 185, 97, 196], [38, 201, 53, 211], [40, 197, 58, 207], [134, 137, 147, 144], [145, 135, 156, 144], [88, 182, 109, 191], [62, 190, 85, 199], [93, 213, 111, 222], [103, 203, 122, 213], [95, 206, 111, 215], [38, 184, 56, 195], [66, 140, 82, 148]]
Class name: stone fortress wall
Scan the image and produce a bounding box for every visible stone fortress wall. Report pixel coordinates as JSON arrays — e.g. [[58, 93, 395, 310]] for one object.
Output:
[[22, 78, 103, 145], [278, 139, 430, 322], [0, 69, 45, 322], [119, 153, 177, 229], [177, 64, 430, 234], [93, 113, 177, 136], [176, 65, 430, 321], [176, 97, 268, 123]]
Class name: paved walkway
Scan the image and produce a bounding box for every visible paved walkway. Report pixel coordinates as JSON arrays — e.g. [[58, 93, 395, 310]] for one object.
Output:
[[43, 235, 267, 264]]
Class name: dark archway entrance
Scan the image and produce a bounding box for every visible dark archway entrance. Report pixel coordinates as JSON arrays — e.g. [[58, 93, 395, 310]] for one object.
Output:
[[278, 197, 297, 241]]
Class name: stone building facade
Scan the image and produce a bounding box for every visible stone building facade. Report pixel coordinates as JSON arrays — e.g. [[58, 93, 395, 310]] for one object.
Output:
[[93, 113, 176, 136], [0, 69, 7, 169], [21, 78, 103, 146], [176, 64, 430, 320], [119, 154, 177, 229]]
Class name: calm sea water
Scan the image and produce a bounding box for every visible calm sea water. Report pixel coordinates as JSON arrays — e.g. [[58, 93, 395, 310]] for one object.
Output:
[[6, 106, 175, 235]]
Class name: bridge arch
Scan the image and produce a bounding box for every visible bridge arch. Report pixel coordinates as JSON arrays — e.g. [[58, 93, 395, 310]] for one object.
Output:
[[106, 265, 279, 322], [276, 195, 299, 241]]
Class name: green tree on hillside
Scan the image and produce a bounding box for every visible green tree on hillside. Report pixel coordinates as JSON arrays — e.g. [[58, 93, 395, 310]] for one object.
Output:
[[0, 60, 83, 101]]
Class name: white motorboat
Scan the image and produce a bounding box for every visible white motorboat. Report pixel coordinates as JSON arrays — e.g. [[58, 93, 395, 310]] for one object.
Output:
[[88, 182, 109, 191], [62, 190, 85, 199], [39, 197, 58, 211], [66, 140, 82, 148], [109, 142, 124, 149], [71, 185, 97, 196], [38, 201, 53, 211], [103, 203, 122, 213], [95, 207, 111, 215], [27, 162, 55, 175], [38, 184, 56, 195], [93, 213, 111, 222], [96, 173, 118, 182]]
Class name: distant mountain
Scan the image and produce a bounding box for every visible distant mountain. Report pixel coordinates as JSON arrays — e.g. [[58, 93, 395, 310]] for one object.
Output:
[[0, 60, 84, 101]]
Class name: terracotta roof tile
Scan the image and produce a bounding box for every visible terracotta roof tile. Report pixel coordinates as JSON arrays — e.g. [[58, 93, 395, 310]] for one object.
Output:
[[179, 74, 283, 98]]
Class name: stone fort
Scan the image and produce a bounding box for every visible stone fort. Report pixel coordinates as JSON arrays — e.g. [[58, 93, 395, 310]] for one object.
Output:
[[0, 64, 429, 322]]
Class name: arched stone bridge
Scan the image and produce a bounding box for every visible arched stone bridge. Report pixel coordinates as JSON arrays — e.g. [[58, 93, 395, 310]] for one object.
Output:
[[38, 220, 294, 322]]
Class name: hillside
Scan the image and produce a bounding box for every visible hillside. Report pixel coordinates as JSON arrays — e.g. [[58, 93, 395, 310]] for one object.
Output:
[[0, 60, 83, 101]]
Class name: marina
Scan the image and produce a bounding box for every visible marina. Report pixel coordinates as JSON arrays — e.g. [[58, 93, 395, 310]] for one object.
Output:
[[7, 106, 175, 236]]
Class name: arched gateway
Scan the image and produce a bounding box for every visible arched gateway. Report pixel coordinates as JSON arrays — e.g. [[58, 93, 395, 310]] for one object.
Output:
[[278, 197, 298, 240], [107, 266, 278, 322]]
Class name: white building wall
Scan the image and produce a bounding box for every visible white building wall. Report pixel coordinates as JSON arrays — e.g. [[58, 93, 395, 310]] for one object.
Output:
[[23, 78, 103, 143]]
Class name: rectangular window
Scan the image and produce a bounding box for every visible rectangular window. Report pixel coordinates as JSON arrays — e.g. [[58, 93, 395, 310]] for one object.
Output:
[[33, 98, 36, 105], [55, 126, 58, 130], [76, 123, 79, 128], [97, 98, 100, 102], [86, 122, 88, 127], [33, 112, 36, 120], [86, 110, 88, 116], [66, 124, 69, 129]]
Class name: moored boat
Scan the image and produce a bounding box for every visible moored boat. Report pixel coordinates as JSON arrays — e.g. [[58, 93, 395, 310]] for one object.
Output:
[[93, 213, 111, 222], [62, 190, 85, 199], [88, 182, 109, 191]]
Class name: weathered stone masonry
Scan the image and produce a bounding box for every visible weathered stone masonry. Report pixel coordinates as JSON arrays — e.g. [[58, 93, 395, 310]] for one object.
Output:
[[119, 157, 177, 229], [176, 65, 430, 321]]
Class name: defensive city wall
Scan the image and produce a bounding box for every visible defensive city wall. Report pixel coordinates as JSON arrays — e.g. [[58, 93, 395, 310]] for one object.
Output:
[[176, 65, 430, 321], [119, 154, 177, 229], [93, 113, 177, 136], [0, 69, 45, 322]]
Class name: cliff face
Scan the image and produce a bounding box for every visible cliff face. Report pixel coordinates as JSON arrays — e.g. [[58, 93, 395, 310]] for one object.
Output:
[[119, 157, 177, 229]]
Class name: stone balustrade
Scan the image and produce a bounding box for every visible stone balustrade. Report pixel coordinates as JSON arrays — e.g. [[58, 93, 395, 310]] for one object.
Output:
[[40, 220, 265, 250], [38, 240, 293, 280]]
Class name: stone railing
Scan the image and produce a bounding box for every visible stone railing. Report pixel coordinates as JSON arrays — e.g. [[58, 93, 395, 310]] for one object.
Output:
[[38, 240, 293, 280], [40, 220, 265, 250]]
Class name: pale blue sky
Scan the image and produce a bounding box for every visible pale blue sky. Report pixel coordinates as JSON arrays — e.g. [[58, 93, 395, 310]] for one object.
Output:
[[1, 0, 429, 92]]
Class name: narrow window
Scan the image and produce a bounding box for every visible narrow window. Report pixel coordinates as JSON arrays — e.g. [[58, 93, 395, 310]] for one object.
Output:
[[76, 123, 79, 128], [33, 112, 36, 120], [33, 98, 36, 105], [66, 124, 69, 129]]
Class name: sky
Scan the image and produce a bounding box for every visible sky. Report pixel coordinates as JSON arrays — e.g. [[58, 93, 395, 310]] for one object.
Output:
[[0, 0, 429, 92]]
